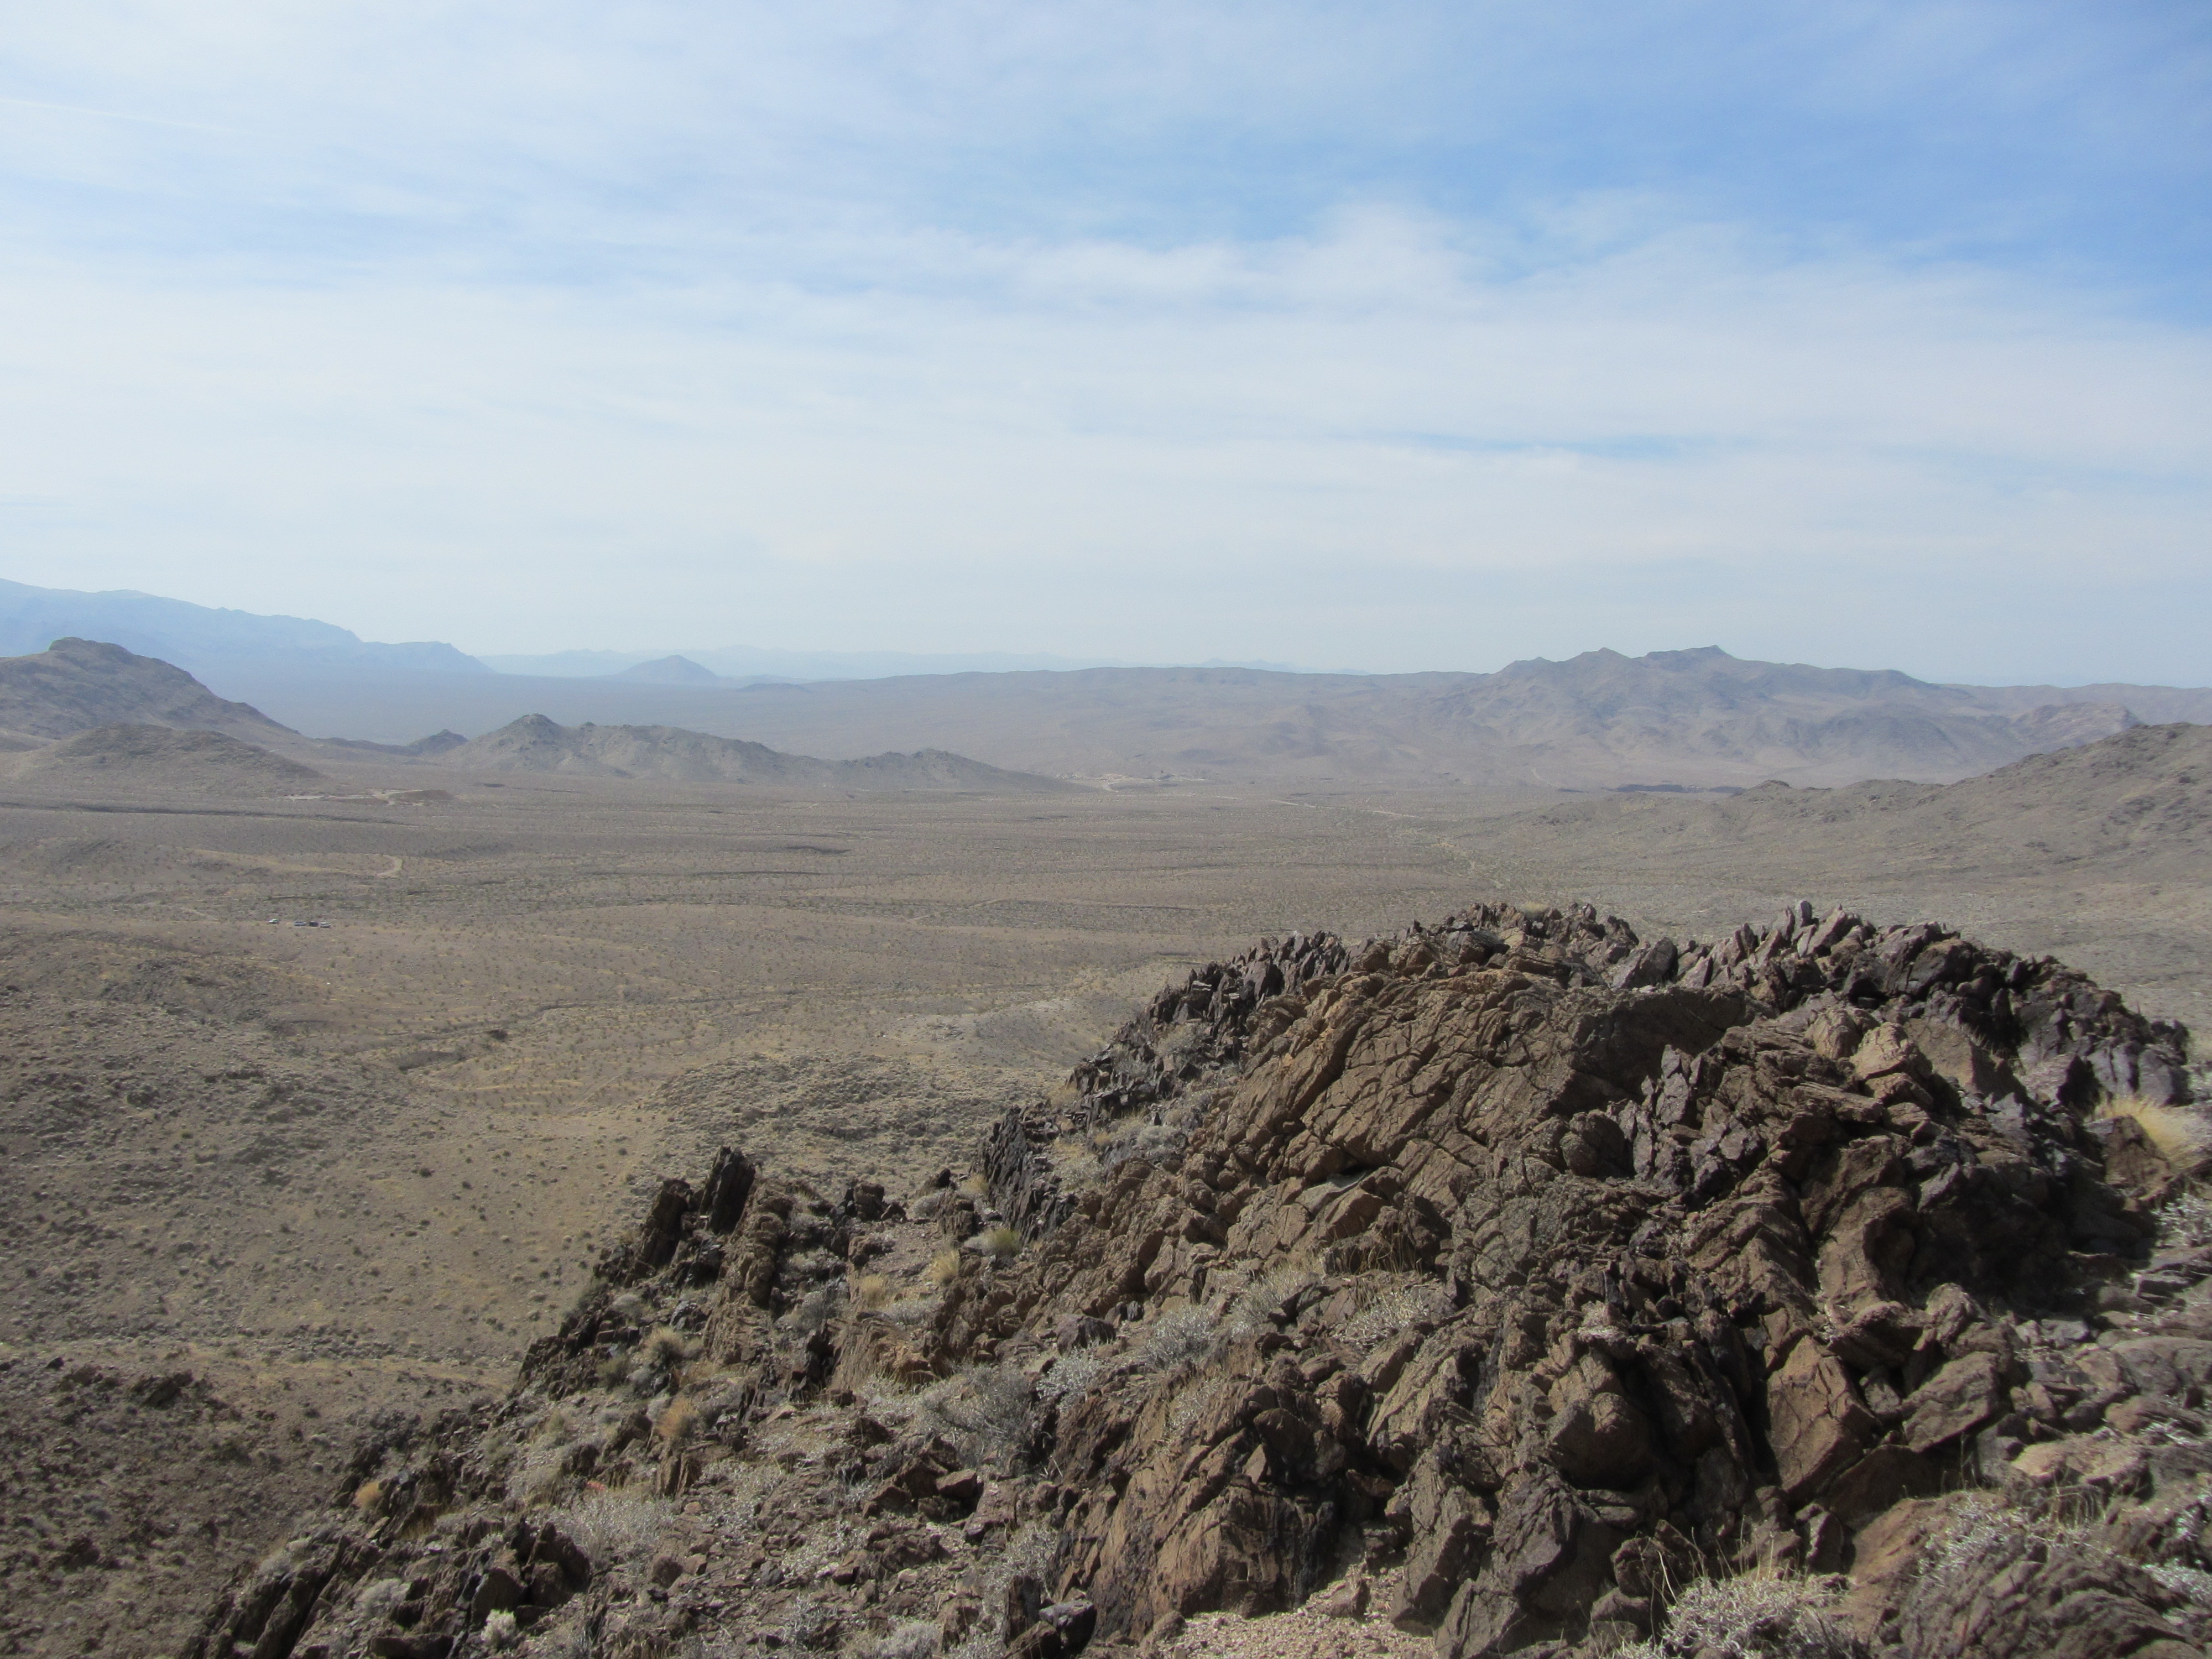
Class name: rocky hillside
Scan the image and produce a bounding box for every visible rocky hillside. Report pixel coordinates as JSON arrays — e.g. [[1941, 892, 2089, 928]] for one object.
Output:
[[191, 902, 2212, 1659], [0, 638, 299, 745], [10, 723, 330, 792], [438, 713, 1079, 791], [1491, 721, 2212, 880]]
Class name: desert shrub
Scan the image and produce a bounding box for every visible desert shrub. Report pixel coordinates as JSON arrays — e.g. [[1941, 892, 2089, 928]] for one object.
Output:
[[355, 1579, 409, 1616], [1339, 1276, 1450, 1347], [948, 1526, 1060, 1659], [859, 1621, 940, 1659], [854, 1273, 893, 1310], [1619, 1569, 1862, 1658], [1131, 1307, 1218, 1373], [1050, 1135, 1105, 1191], [1223, 1265, 1319, 1338], [973, 1225, 1021, 1261], [958, 1173, 989, 1198], [1101, 1120, 1183, 1175], [482, 1609, 521, 1650], [927, 1249, 964, 1288], [1167, 1372, 1232, 1433], [559, 1488, 673, 1567], [1037, 1348, 1110, 1404], [640, 1326, 695, 1366], [2162, 1192, 2212, 1249], [2100, 1097, 2212, 1167], [782, 1286, 843, 1339], [912, 1364, 1037, 1470]]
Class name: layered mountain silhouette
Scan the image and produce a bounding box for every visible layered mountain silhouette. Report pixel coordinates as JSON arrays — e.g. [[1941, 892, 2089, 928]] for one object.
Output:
[[4, 632, 2203, 794], [0, 578, 485, 676], [618, 646, 2171, 787], [0, 641, 1077, 795]]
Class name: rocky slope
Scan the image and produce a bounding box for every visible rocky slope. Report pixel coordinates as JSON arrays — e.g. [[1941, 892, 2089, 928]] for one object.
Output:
[[10, 723, 330, 792], [189, 901, 2212, 1659], [0, 638, 300, 746], [1501, 721, 2212, 877], [436, 714, 1079, 791]]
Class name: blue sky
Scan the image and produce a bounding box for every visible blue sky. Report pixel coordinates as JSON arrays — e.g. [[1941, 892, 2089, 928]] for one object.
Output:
[[1, 2, 2206, 681]]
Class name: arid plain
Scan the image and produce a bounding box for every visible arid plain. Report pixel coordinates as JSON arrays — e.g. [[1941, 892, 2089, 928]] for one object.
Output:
[[2, 728, 2206, 1655]]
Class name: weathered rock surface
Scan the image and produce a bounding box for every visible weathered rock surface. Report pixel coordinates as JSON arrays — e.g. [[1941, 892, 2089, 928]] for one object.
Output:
[[186, 899, 2212, 1659]]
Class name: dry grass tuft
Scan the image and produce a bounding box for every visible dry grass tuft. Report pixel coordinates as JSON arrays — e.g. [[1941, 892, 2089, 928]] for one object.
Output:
[[640, 1325, 695, 1366], [1131, 1306, 1218, 1373], [974, 1224, 1021, 1260], [927, 1249, 963, 1288], [854, 1272, 893, 1310], [351, 1479, 383, 1512], [559, 1488, 674, 1567], [1618, 1567, 1861, 1658], [858, 1621, 940, 1659], [2100, 1096, 2212, 1167], [1050, 1135, 1105, 1191], [655, 1396, 699, 1447], [957, 1172, 989, 1199]]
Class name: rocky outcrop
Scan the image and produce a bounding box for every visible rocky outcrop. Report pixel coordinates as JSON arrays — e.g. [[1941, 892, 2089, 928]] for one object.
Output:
[[186, 899, 2210, 1659], [935, 901, 2204, 1655]]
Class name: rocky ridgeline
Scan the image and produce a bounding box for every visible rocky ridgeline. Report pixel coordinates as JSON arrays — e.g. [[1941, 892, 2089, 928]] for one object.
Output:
[[193, 902, 2212, 1659]]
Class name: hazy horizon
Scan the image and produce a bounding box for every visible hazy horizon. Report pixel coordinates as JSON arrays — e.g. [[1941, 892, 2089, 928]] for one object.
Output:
[[12, 570, 2212, 692], [3, 4, 2206, 684]]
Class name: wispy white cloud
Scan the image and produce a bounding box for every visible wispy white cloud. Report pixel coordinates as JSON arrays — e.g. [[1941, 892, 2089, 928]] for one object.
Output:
[[0, 3, 2205, 682]]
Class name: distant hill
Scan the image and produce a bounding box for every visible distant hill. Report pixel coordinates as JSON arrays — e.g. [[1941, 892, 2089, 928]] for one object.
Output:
[[1484, 719, 2212, 878], [437, 714, 1078, 792], [614, 655, 724, 685], [0, 578, 486, 677], [0, 638, 300, 744], [11, 724, 328, 793]]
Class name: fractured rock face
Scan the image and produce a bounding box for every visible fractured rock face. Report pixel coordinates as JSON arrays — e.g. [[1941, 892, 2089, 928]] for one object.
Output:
[[184, 898, 2209, 1659], [931, 901, 2200, 1655]]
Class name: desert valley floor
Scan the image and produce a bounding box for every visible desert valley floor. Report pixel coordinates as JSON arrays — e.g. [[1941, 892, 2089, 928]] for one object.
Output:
[[2, 755, 2207, 1655]]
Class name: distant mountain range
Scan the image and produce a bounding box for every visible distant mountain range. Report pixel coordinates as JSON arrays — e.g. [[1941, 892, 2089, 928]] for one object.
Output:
[[550, 648, 2195, 789], [4, 582, 2210, 788], [0, 578, 485, 677], [0, 639, 1074, 796]]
